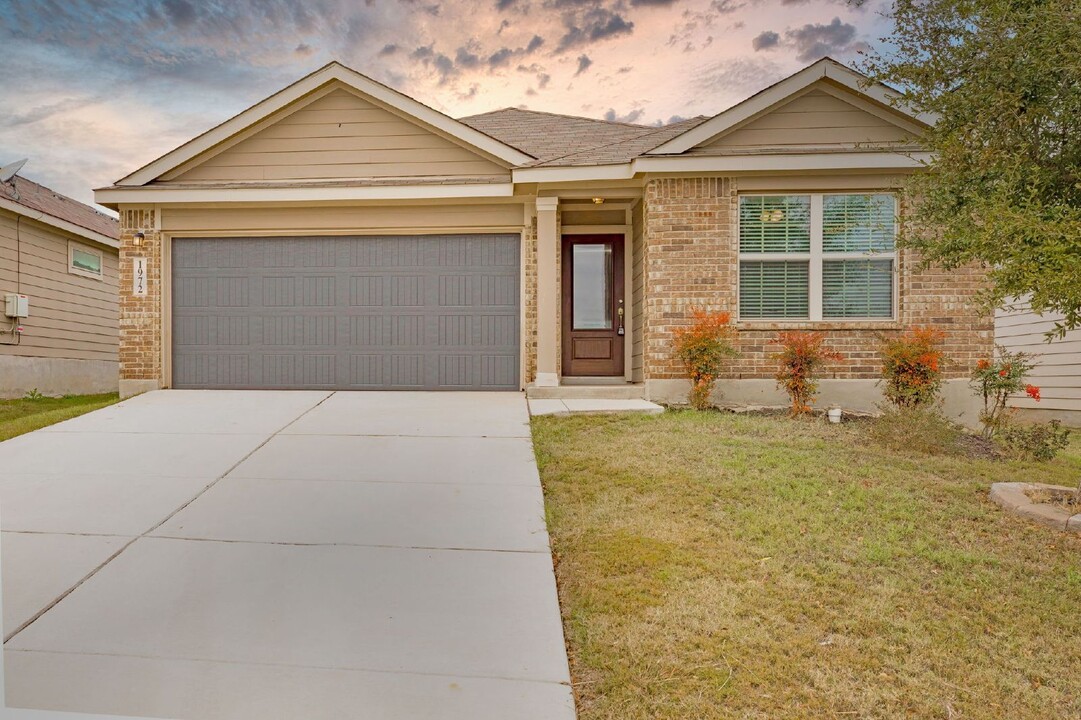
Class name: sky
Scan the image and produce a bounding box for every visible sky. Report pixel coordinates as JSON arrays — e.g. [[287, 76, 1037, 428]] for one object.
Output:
[[0, 0, 892, 210]]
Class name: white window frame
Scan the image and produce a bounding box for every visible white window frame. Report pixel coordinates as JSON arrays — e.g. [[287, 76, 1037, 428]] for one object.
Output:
[[737, 192, 898, 322], [68, 241, 104, 280]]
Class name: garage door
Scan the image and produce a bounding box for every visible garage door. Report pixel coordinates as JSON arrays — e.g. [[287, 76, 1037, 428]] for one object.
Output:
[[171, 235, 520, 390]]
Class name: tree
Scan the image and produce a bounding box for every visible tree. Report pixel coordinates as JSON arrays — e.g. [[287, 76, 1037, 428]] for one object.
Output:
[[863, 0, 1081, 336]]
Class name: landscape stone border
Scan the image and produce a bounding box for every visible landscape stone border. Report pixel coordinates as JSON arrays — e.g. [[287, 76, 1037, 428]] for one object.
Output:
[[990, 482, 1081, 534]]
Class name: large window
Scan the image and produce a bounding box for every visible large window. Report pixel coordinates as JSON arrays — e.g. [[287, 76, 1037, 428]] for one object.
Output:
[[738, 193, 897, 320]]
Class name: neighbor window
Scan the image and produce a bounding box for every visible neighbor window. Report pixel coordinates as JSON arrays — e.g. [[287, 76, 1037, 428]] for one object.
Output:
[[738, 193, 897, 320], [69, 242, 103, 279]]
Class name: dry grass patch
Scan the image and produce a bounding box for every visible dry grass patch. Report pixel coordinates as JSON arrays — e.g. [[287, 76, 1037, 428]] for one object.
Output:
[[533, 410, 1081, 720]]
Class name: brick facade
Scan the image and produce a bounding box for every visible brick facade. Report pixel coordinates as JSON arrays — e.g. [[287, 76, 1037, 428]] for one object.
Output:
[[118, 208, 163, 389], [641, 177, 993, 382], [523, 215, 538, 383]]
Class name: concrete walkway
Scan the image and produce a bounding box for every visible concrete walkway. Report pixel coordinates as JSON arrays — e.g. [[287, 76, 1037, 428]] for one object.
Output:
[[0, 390, 574, 720], [528, 398, 664, 416]]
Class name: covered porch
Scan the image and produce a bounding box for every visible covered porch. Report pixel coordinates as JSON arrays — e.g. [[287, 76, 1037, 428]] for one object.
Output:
[[528, 190, 646, 398]]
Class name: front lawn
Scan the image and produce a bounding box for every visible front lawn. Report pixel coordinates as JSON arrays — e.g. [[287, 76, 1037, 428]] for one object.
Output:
[[0, 393, 119, 442], [533, 411, 1081, 719]]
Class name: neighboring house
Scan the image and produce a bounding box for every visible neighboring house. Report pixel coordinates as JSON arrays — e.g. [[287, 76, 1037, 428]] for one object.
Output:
[[996, 304, 1081, 426], [1, 167, 120, 397], [94, 58, 991, 420]]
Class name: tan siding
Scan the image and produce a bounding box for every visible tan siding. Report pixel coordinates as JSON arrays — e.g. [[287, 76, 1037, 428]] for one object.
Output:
[[174, 89, 510, 182], [996, 304, 1081, 413], [160, 203, 526, 235], [0, 210, 119, 362], [698, 89, 915, 150]]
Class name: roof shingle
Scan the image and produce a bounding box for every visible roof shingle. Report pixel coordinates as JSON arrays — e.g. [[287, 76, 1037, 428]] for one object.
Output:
[[1, 174, 118, 240], [457, 107, 696, 166]]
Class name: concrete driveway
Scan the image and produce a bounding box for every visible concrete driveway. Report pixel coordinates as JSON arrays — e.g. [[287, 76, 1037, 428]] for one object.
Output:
[[1, 390, 574, 720]]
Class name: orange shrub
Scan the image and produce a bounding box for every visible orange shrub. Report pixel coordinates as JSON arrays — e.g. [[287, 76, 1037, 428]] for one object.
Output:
[[879, 328, 947, 408], [773, 331, 844, 416], [672, 309, 739, 410]]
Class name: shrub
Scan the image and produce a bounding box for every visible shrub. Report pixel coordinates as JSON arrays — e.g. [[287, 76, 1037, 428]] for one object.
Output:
[[868, 405, 963, 456], [971, 346, 1040, 437], [879, 328, 946, 408], [997, 419, 1071, 461], [672, 309, 739, 410], [773, 331, 843, 417]]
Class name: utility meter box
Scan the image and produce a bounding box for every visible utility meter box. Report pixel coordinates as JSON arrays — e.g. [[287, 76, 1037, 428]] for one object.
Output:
[[4, 293, 29, 318]]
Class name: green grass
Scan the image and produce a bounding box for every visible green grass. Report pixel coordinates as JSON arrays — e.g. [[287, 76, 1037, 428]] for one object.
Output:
[[532, 410, 1081, 720], [0, 393, 120, 442]]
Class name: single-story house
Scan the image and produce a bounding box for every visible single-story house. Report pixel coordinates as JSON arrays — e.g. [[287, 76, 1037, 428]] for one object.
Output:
[[996, 304, 1081, 426], [94, 58, 992, 419], [1, 165, 120, 397]]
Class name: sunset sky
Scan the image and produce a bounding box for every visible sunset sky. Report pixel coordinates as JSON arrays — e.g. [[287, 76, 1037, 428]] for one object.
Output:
[[0, 0, 891, 209]]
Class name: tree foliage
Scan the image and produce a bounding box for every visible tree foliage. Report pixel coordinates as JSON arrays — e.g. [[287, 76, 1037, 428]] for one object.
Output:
[[863, 0, 1081, 335]]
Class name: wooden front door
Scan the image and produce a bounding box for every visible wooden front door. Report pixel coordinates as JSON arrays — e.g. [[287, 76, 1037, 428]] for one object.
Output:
[[561, 234, 625, 377]]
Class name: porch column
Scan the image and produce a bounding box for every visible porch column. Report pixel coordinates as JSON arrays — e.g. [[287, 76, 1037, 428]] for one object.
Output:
[[535, 196, 559, 386]]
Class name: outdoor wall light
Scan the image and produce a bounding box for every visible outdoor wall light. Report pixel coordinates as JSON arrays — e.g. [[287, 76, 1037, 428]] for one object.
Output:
[[133, 232, 145, 246]]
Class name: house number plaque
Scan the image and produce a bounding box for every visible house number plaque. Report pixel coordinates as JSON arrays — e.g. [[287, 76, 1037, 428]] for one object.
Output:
[[132, 257, 148, 298]]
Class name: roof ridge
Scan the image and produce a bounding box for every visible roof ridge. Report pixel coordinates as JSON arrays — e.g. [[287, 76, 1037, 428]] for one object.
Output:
[[460, 106, 651, 129]]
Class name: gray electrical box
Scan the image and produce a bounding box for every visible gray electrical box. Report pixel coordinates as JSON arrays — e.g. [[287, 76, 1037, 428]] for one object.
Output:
[[4, 293, 29, 318]]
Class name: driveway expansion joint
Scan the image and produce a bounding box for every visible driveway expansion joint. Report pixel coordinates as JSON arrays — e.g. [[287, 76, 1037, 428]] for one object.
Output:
[[3, 391, 335, 644]]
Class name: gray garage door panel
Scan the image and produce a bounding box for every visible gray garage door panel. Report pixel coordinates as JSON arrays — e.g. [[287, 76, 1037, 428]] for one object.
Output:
[[171, 235, 520, 390]]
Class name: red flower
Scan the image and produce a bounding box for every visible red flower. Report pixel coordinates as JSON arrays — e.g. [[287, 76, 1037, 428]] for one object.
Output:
[[976, 359, 990, 370], [999, 369, 1009, 378], [1025, 385, 1041, 402]]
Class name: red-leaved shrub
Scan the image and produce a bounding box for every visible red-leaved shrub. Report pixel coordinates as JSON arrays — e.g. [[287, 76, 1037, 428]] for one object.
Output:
[[774, 332, 844, 416], [672, 309, 739, 410], [879, 327, 947, 408]]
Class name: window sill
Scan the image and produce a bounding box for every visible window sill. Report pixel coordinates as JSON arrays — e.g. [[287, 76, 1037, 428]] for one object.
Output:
[[736, 320, 903, 332]]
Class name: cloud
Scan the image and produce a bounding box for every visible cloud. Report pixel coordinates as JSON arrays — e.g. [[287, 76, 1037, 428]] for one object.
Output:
[[751, 30, 779, 51], [785, 17, 862, 62], [294, 43, 314, 57], [575, 54, 593, 76], [162, 0, 197, 28], [694, 56, 784, 98], [455, 45, 482, 70], [378, 43, 400, 56], [603, 107, 644, 123], [553, 4, 634, 52], [783, 0, 867, 6]]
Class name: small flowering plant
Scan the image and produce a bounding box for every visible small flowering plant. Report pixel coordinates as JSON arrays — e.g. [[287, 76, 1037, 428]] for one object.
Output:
[[879, 327, 947, 408], [672, 309, 739, 410], [971, 347, 1040, 437], [773, 331, 844, 417]]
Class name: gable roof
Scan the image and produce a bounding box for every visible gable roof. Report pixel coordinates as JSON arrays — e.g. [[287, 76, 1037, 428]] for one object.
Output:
[[648, 57, 935, 156], [116, 62, 535, 187], [1, 172, 119, 248]]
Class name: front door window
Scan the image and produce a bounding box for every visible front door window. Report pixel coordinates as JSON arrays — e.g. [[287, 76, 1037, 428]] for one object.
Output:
[[572, 243, 613, 330]]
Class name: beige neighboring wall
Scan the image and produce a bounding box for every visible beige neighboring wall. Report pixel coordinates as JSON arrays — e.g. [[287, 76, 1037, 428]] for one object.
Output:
[[0, 209, 119, 397], [996, 303, 1081, 425], [167, 88, 511, 183]]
